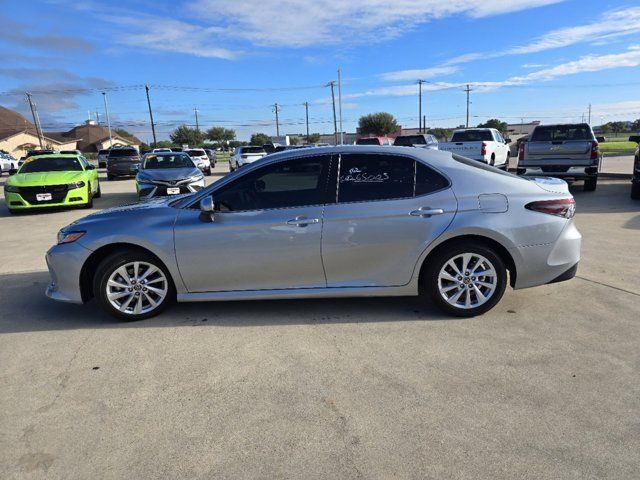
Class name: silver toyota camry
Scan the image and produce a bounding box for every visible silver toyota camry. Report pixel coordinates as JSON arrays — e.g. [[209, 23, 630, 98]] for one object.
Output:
[[46, 146, 581, 321], [136, 152, 205, 200]]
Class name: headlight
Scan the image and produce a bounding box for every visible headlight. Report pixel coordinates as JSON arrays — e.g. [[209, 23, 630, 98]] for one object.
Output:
[[67, 181, 85, 189], [57, 230, 86, 244], [5, 185, 20, 192], [189, 174, 204, 183]]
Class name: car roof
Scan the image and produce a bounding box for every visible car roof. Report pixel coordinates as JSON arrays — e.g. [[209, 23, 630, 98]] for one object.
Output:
[[28, 153, 81, 159], [259, 144, 455, 163]]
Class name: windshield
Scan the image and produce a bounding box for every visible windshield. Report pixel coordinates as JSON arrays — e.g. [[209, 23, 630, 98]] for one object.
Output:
[[186, 149, 206, 156], [20, 156, 84, 173], [451, 130, 493, 142], [109, 149, 138, 158], [241, 147, 265, 154], [143, 154, 195, 169], [98, 150, 109, 155], [531, 124, 593, 142], [394, 135, 426, 146]]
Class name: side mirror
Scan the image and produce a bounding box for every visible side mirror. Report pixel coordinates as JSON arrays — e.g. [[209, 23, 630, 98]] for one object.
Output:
[[199, 196, 215, 223], [86, 164, 96, 170], [628, 135, 640, 144], [596, 136, 606, 143]]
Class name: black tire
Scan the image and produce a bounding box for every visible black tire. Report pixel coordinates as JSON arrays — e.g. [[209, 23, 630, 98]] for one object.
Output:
[[583, 176, 597, 192], [205, 167, 212, 176], [93, 250, 175, 321], [631, 182, 640, 200], [84, 183, 94, 208], [94, 182, 101, 198], [107, 174, 115, 181], [421, 242, 507, 317]]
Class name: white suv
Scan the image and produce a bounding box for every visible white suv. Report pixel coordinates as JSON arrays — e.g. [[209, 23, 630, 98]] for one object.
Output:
[[185, 149, 212, 176], [230, 146, 267, 171]]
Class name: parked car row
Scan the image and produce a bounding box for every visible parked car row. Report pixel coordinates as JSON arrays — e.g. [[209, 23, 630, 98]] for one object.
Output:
[[0, 151, 19, 175]]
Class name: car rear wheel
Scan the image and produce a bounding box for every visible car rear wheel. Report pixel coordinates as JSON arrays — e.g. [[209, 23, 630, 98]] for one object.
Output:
[[94, 182, 101, 198], [94, 251, 175, 321], [422, 243, 507, 317]]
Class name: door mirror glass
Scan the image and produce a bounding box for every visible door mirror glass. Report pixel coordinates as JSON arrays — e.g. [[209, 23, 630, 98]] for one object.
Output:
[[86, 164, 95, 170], [628, 135, 640, 144]]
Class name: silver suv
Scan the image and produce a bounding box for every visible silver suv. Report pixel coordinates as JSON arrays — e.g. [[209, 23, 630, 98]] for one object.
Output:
[[46, 146, 581, 321], [517, 123, 601, 191]]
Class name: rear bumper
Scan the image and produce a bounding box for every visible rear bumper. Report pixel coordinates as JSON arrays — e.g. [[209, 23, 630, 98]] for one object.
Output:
[[512, 220, 581, 289], [518, 165, 598, 178]]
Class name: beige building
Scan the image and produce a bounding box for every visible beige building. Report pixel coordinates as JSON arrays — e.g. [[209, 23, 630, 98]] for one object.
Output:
[[0, 106, 77, 157], [47, 120, 141, 153]]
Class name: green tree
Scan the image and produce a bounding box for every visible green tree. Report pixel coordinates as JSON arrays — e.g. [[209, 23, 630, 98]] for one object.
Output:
[[250, 133, 271, 145], [358, 112, 400, 136], [154, 140, 175, 148], [427, 128, 454, 141], [609, 121, 627, 134], [477, 118, 508, 132], [306, 133, 321, 143], [169, 125, 204, 146], [289, 137, 299, 145], [113, 128, 136, 140], [631, 119, 640, 132], [205, 126, 236, 143]]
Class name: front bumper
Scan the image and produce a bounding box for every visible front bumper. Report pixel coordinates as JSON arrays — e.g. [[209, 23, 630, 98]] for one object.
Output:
[[137, 178, 205, 200], [45, 241, 93, 304], [5, 187, 89, 210]]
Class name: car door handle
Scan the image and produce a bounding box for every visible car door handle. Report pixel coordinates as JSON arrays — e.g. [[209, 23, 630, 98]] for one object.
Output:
[[409, 207, 444, 217], [286, 216, 320, 227]]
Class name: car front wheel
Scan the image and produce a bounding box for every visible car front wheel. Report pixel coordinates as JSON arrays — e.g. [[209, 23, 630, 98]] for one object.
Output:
[[94, 251, 175, 321], [422, 243, 507, 317]]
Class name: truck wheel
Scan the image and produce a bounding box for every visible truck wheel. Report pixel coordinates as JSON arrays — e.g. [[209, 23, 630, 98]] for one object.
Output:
[[631, 182, 640, 200], [584, 176, 597, 192]]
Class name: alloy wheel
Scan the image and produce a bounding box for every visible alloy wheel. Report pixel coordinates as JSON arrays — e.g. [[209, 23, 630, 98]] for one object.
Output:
[[106, 261, 168, 315], [437, 253, 498, 309]]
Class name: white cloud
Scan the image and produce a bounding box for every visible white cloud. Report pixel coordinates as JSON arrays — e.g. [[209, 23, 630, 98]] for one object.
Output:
[[379, 66, 459, 82], [188, 0, 565, 48]]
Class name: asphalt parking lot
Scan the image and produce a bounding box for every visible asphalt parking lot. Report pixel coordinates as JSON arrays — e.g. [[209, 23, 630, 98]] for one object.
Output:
[[1, 164, 639, 479]]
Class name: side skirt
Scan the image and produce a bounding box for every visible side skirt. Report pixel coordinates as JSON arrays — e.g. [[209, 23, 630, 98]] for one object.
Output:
[[178, 285, 417, 303]]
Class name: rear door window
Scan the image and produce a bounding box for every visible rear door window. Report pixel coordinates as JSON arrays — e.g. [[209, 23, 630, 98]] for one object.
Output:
[[451, 130, 493, 142], [531, 125, 593, 141], [337, 154, 414, 203]]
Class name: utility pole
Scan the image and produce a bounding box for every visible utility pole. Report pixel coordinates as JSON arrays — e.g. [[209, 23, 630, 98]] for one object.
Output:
[[423, 115, 426, 132], [588, 103, 592, 124], [465, 84, 472, 128], [418, 79, 426, 133], [145, 84, 157, 148], [194, 107, 200, 132], [102, 92, 113, 148], [95, 110, 100, 125], [25, 92, 44, 148], [338, 68, 344, 144], [328, 81, 338, 145], [304, 102, 310, 141], [272, 103, 281, 137]]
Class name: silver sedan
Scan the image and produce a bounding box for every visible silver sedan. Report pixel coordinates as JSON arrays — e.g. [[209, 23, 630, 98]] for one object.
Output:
[[136, 152, 205, 200], [46, 146, 581, 321]]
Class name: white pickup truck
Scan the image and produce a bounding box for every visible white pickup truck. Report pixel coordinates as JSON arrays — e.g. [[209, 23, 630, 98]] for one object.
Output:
[[439, 128, 510, 169]]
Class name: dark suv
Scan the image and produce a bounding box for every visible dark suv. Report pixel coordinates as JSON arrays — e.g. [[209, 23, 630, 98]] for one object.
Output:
[[106, 147, 140, 180]]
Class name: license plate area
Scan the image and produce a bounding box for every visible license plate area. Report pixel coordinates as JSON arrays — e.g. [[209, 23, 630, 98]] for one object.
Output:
[[167, 187, 180, 195], [36, 193, 52, 201]]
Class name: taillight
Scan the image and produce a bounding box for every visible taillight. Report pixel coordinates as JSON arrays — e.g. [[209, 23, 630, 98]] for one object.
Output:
[[525, 198, 575, 219], [590, 140, 599, 160], [518, 142, 525, 161], [480, 142, 487, 156]]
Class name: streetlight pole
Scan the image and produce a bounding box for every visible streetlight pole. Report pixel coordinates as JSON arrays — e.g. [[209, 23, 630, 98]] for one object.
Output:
[[304, 102, 309, 141], [338, 68, 344, 144], [417, 79, 426, 133], [102, 92, 113, 148], [25, 92, 44, 148], [273, 103, 280, 137], [145, 84, 157, 148], [328, 81, 338, 145]]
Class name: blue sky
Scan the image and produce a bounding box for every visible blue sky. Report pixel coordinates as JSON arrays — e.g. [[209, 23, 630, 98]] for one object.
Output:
[[1, 0, 640, 142]]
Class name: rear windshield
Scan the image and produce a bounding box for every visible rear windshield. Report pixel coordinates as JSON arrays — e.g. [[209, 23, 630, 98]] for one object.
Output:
[[144, 154, 194, 169], [241, 147, 266, 154], [108, 149, 138, 158], [98, 150, 110, 155], [531, 124, 593, 142], [186, 149, 206, 156], [451, 154, 524, 180], [451, 130, 493, 142], [20, 156, 83, 173], [356, 138, 381, 145], [394, 135, 426, 146]]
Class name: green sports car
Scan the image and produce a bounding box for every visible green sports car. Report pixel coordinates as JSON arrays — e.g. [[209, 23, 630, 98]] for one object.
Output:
[[4, 154, 100, 214]]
